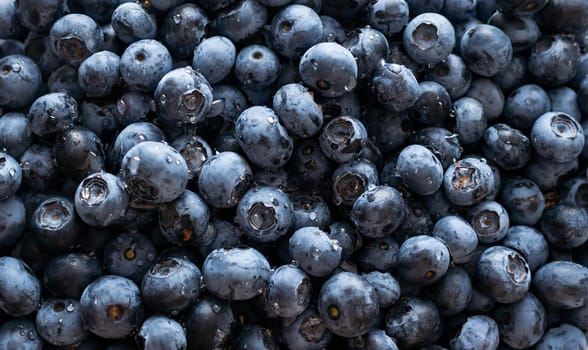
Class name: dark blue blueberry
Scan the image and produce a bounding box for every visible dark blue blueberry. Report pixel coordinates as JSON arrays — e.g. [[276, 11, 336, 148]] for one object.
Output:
[[197, 219, 243, 257], [364, 104, 412, 154], [103, 232, 157, 283], [47, 64, 85, 101], [476, 245, 530, 304], [158, 189, 210, 246], [319, 116, 368, 164], [272, 83, 323, 138], [536, 323, 587, 350], [0, 318, 42, 350], [119, 39, 172, 92], [78, 50, 120, 98], [357, 236, 399, 272], [213, 0, 268, 43], [460, 24, 513, 77], [332, 158, 379, 206], [43, 253, 102, 299], [0, 0, 24, 39], [449, 315, 500, 350], [465, 78, 505, 122], [16, 0, 68, 33], [288, 138, 334, 191], [154, 66, 213, 127], [440, 0, 477, 21], [534, 261, 588, 309], [120, 141, 189, 205], [202, 247, 271, 301], [80, 275, 144, 339], [466, 288, 495, 314], [493, 52, 530, 94], [413, 81, 452, 126], [540, 203, 588, 248], [110, 2, 157, 45], [342, 27, 388, 82], [270, 4, 323, 59], [0, 152, 21, 201], [502, 225, 549, 272], [482, 123, 531, 171], [488, 11, 541, 53], [499, 178, 545, 225], [28, 92, 78, 139], [537, 0, 588, 34], [192, 36, 235, 85], [54, 126, 106, 181], [291, 193, 331, 230], [384, 296, 441, 348], [234, 324, 278, 350], [31, 195, 83, 254], [403, 13, 455, 65], [184, 296, 235, 349], [209, 84, 248, 123], [264, 264, 311, 318], [320, 15, 346, 43], [397, 235, 450, 285], [171, 134, 212, 180], [0, 39, 24, 57], [425, 265, 472, 317], [49, 13, 104, 66], [412, 127, 463, 169], [492, 293, 547, 348], [424, 53, 472, 99], [280, 307, 333, 350], [366, 0, 409, 36], [74, 172, 128, 227], [20, 144, 61, 192], [362, 271, 401, 308], [453, 96, 487, 145], [348, 329, 399, 350], [161, 3, 209, 59], [317, 271, 379, 338], [299, 42, 358, 98], [326, 221, 360, 261], [394, 197, 434, 241], [235, 106, 293, 169], [77, 100, 119, 140], [289, 226, 342, 277], [563, 303, 588, 333], [0, 195, 26, 247], [443, 157, 495, 206], [432, 215, 478, 264], [559, 177, 588, 207], [526, 154, 579, 191], [316, 91, 362, 121], [396, 144, 444, 196], [528, 35, 581, 86], [236, 44, 281, 90], [0, 55, 42, 109], [466, 200, 510, 244], [371, 63, 418, 112], [549, 86, 582, 121], [107, 121, 165, 171], [140, 257, 201, 315], [0, 256, 42, 317], [531, 111, 584, 163], [350, 184, 405, 238], [136, 315, 187, 350], [35, 298, 88, 347]]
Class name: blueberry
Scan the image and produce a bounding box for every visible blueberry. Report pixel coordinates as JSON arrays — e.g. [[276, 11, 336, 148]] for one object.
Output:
[[540, 203, 588, 248], [270, 4, 323, 59], [362, 271, 401, 308], [440, 0, 477, 21], [43, 253, 102, 299], [0, 55, 42, 109], [356, 236, 399, 272], [460, 24, 513, 77], [412, 127, 463, 169], [432, 215, 478, 264], [28, 92, 78, 139], [476, 245, 530, 304], [272, 83, 324, 138], [103, 232, 157, 283], [320, 15, 346, 43], [317, 271, 379, 338], [235, 106, 293, 169], [466, 200, 510, 244], [403, 13, 455, 65], [192, 36, 236, 85], [0, 256, 42, 317], [68, 0, 120, 25], [443, 157, 495, 206], [171, 134, 213, 180], [342, 27, 389, 82], [535, 323, 588, 350], [498, 178, 545, 225], [291, 192, 331, 230], [503, 83, 551, 131], [531, 111, 585, 163], [78, 50, 120, 98], [35, 298, 88, 347], [0, 318, 42, 350], [119, 39, 173, 92], [482, 123, 531, 171], [525, 154, 579, 191], [488, 11, 542, 53], [74, 171, 128, 227], [0, 0, 24, 39], [384, 296, 441, 348], [158, 189, 210, 246], [110, 2, 157, 45], [367, 0, 409, 36], [371, 62, 419, 112], [184, 296, 235, 349], [365, 104, 412, 154], [107, 121, 166, 171], [288, 138, 334, 190], [141, 257, 201, 316], [332, 158, 379, 206], [202, 247, 271, 301], [537, 0, 588, 35], [280, 307, 333, 350], [289, 226, 342, 277], [491, 293, 547, 348], [0, 152, 21, 201], [264, 264, 311, 318], [533, 261, 588, 309], [54, 126, 106, 181], [160, 3, 209, 59], [213, 0, 268, 43], [49, 13, 104, 66], [449, 315, 500, 350], [30, 195, 83, 254], [529, 35, 581, 87], [453, 96, 487, 145], [397, 144, 444, 196], [136, 315, 187, 350], [348, 329, 399, 350], [413, 81, 452, 126], [397, 235, 450, 285], [234, 324, 279, 350], [350, 185, 405, 238], [425, 266, 472, 317], [319, 116, 368, 164], [154, 66, 213, 127], [16, 0, 68, 33], [549, 86, 582, 121], [79, 275, 144, 339], [424, 53, 472, 99], [119, 141, 189, 205], [299, 42, 358, 98], [0, 195, 26, 247]]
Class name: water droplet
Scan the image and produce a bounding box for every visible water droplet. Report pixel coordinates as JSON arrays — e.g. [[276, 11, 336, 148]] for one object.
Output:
[[311, 247, 321, 259], [309, 212, 317, 221], [159, 94, 167, 105], [58, 318, 63, 324], [8, 168, 15, 176], [11, 63, 21, 72], [267, 116, 275, 124], [211, 304, 221, 313], [166, 156, 173, 164], [66, 303, 75, 312]]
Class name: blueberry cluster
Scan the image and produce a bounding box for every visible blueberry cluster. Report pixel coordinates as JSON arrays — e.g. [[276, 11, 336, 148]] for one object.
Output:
[[2, 0, 588, 349]]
